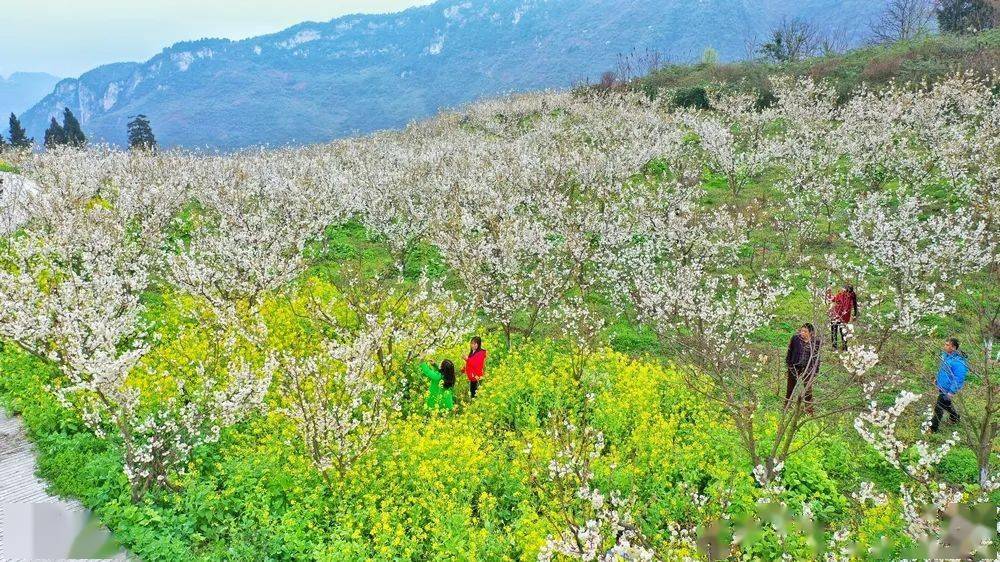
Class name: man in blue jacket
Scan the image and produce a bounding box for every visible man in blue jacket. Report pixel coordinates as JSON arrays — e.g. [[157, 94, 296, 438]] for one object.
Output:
[[931, 337, 969, 433]]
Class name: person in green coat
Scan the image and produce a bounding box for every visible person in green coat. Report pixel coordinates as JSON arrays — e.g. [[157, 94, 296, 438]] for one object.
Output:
[[420, 359, 456, 411]]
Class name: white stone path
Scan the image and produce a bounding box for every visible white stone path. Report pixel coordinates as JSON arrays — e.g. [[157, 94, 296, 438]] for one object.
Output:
[[0, 409, 131, 560]]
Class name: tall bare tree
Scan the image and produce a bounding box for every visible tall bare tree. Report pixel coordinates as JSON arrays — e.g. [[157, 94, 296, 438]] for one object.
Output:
[[614, 47, 666, 82], [741, 31, 761, 61], [818, 27, 850, 55], [872, 0, 935, 43], [760, 17, 820, 62]]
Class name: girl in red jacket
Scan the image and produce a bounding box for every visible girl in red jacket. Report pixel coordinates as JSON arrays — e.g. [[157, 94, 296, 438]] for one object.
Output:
[[462, 337, 488, 399], [829, 284, 859, 350]]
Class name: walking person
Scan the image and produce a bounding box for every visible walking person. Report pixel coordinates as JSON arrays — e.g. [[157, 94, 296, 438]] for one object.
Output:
[[462, 337, 488, 399], [829, 284, 859, 350], [930, 337, 969, 433], [785, 323, 821, 414], [419, 359, 456, 411]]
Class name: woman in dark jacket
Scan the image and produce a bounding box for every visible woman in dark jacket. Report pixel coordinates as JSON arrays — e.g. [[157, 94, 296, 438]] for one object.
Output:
[[785, 323, 821, 414]]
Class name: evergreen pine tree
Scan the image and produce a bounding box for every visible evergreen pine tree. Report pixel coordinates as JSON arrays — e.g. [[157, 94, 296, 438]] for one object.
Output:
[[0, 128, 7, 151], [62, 108, 87, 147], [44, 117, 67, 149], [127, 114, 157, 151], [8, 113, 32, 149]]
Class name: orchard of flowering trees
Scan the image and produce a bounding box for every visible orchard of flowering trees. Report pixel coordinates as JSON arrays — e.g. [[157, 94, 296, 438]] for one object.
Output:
[[0, 73, 997, 560]]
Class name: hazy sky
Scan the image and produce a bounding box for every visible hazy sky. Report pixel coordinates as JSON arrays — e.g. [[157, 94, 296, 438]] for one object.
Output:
[[1, 1, 434, 78]]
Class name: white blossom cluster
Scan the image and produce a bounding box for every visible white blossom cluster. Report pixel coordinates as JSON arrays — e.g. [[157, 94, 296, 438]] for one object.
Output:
[[852, 481, 888, 507], [842, 192, 993, 337], [840, 344, 880, 382], [855, 390, 962, 540], [536, 417, 657, 562], [122, 359, 271, 492], [276, 333, 400, 478], [0, 153, 277, 498], [537, 486, 657, 562]]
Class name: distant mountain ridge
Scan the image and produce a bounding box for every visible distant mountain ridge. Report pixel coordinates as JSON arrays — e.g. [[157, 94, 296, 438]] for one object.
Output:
[[1, 72, 61, 122], [20, 0, 890, 150]]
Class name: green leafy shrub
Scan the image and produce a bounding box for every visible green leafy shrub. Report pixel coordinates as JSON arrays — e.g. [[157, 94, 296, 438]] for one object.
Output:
[[939, 447, 979, 485], [671, 86, 711, 109]]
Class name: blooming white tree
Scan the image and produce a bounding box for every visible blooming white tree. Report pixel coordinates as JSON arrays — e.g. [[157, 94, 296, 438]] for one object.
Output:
[[898, 74, 1000, 226], [840, 192, 993, 346], [633, 265, 800, 483], [531, 414, 659, 562], [677, 89, 782, 201], [119, 357, 272, 499], [338, 128, 473, 268], [769, 78, 851, 245], [550, 296, 608, 384], [165, 155, 340, 333], [275, 332, 399, 484], [304, 269, 471, 385], [0, 176, 269, 500], [437, 203, 573, 349], [855, 390, 964, 541]]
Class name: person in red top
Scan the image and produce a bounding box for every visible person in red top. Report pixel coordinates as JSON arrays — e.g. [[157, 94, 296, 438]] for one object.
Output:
[[462, 336, 488, 399], [829, 284, 859, 351]]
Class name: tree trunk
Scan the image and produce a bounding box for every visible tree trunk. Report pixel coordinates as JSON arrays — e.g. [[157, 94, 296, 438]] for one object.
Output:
[[979, 442, 992, 487]]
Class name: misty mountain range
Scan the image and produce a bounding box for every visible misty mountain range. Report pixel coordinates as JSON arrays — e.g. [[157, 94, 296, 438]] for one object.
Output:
[[1, 72, 61, 122], [18, 0, 889, 150]]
